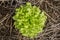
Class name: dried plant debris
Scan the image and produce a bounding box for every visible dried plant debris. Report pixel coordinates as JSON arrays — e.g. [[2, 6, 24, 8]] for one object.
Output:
[[0, 0, 60, 40], [0, 0, 9, 2], [0, 0, 23, 9], [0, 5, 19, 40], [0, 12, 20, 40], [38, 23, 60, 40]]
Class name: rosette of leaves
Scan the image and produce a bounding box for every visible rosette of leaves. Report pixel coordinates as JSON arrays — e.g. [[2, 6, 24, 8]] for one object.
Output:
[[13, 2, 47, 38]]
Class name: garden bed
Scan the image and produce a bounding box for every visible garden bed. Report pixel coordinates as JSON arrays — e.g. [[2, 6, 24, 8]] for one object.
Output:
[[0, 0, 60, 40]]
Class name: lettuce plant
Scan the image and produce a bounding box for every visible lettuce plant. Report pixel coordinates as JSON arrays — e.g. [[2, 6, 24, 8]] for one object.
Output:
[[13, 2, 47, 38]]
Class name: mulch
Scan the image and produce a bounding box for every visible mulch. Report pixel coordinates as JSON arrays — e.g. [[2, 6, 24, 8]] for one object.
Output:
[[0, 0, 60, 40]]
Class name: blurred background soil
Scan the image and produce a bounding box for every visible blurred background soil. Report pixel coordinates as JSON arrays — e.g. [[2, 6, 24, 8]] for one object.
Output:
[[0, 0, 60, 40]]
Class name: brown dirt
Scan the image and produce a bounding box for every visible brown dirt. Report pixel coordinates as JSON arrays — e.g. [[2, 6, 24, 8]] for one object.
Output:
[[0, 0, 60, 40]]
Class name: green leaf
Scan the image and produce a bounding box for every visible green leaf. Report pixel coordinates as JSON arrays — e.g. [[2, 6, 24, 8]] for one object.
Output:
[[13, 2, 47, 38]]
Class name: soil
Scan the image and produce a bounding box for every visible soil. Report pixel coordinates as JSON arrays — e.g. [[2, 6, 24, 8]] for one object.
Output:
[[0, 0, 60, 40]]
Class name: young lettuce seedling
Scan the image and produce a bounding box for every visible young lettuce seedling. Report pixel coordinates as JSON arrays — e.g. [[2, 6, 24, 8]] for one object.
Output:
[[13, 2, 47, 38]]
